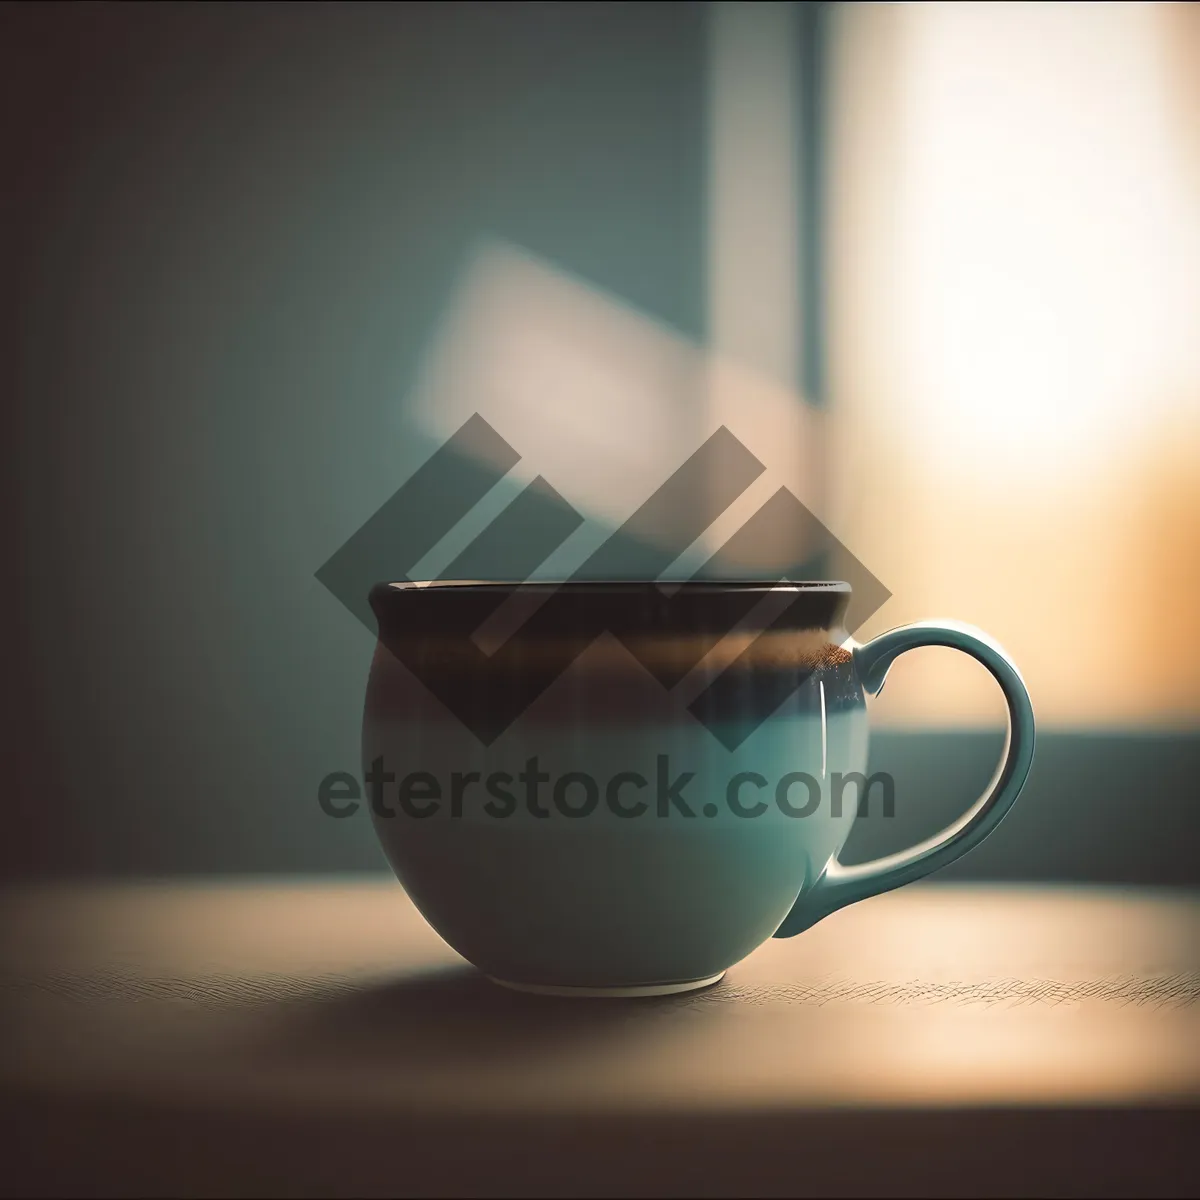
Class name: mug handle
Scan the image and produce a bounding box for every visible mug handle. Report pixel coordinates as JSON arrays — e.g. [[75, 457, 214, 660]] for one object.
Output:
[[774, 620, 1036, 938]]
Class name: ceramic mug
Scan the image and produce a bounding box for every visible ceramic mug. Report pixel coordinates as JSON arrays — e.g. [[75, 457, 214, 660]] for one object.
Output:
[[363, 581, 1034, 996]]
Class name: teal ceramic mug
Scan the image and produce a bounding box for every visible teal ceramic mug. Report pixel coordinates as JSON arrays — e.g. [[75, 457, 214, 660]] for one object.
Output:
[[363, 581, 1034, 996]]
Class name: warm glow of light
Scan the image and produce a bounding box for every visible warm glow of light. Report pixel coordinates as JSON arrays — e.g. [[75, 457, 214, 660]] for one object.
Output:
[[406, 3, 1200, 728], [901, 2, 1199, 483], [828, 1, 1200, 727]]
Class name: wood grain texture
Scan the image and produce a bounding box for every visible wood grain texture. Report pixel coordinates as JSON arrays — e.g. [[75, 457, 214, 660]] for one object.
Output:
[[1, 881, 1198, 1196]]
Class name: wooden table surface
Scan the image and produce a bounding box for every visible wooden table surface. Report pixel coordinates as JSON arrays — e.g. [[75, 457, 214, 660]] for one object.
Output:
[[2, 880, 1198, 1197]]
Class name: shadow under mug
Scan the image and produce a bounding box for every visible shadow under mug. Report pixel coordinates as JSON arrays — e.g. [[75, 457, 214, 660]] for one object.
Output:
[[363, 581, 1035, 996]]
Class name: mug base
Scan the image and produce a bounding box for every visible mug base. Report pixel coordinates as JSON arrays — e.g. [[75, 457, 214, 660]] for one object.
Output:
[[486, 970, 726, 998]]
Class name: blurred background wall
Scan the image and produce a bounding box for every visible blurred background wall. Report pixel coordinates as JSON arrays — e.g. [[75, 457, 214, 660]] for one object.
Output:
[[3, 1, 1198, 881]]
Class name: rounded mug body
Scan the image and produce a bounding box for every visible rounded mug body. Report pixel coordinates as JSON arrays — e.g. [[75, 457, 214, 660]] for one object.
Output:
[[363, 581, 871, 992]]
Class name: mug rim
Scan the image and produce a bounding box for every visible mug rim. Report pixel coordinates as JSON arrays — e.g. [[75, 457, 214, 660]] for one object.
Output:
[[379, 580, 852, 594]]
